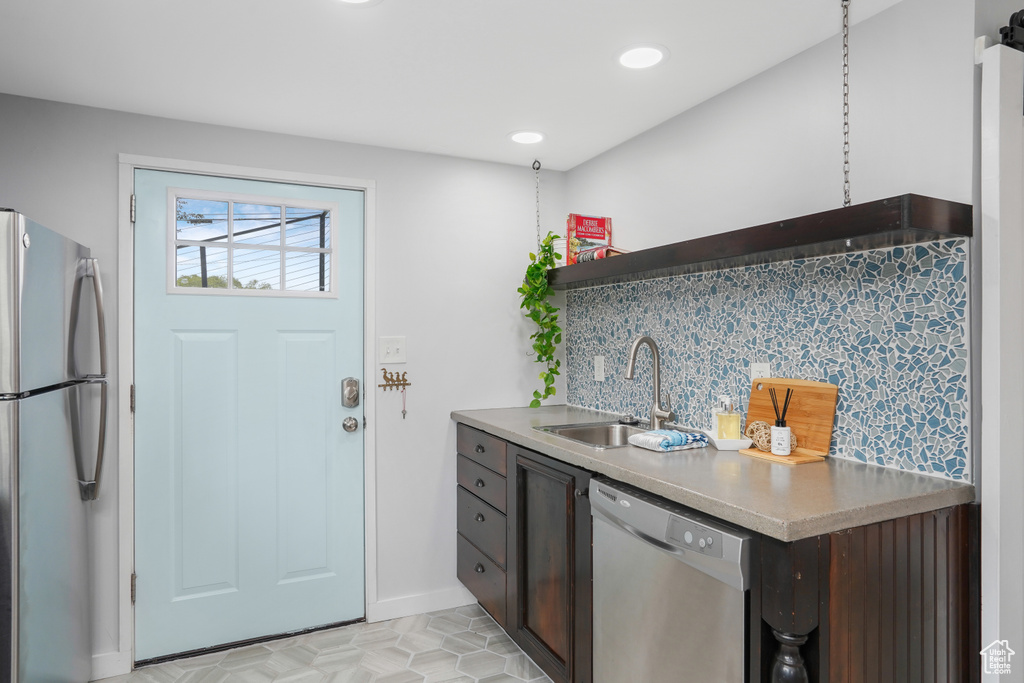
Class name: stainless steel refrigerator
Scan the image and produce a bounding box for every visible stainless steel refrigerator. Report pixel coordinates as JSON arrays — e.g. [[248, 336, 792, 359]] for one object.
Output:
[[0, 209, 106, 682]]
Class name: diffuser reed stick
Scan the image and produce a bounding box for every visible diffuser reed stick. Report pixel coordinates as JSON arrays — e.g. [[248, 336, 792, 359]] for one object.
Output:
[[769, 387, 794, 456]]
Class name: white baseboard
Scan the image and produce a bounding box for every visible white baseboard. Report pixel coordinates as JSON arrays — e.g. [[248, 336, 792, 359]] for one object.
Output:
[[91, 649, 132, 681], [366, 585, 477, 623]]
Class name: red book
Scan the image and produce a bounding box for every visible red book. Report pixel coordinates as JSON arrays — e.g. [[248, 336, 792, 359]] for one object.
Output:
[[575, 246, 631, 262], [566, 214, 612, 265]]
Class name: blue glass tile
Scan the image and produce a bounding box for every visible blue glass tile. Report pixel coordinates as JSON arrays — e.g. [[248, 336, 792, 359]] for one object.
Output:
[[564, 239, 970, 481]]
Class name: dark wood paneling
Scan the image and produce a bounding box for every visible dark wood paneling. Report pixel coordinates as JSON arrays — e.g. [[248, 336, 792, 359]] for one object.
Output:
[[456, 486, 506, 568], [879, 520, 896, 679], [549, 194, 972, 290], [456, 424, 507, 475], [825, 504, 978, 683], [456, 455, 506, 513], [521, 461, 570, 661], [895, 516, 910, 683], [850, 527, 866, 682], [506, 446, 592, 683], [457, 534, 506, 626], [908, 514, 923, 683], [828, 530, 850, 682], [967, 504, 981, 683], [813, 532, 831, 682]]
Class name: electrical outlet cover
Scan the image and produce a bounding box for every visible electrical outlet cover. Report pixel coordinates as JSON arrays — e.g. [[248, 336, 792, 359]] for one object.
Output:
[[594, 355, 605, 382], [750, 362, 770, 380]]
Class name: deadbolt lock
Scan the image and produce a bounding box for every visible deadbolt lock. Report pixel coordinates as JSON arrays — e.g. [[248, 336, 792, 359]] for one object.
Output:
[[342, 377, 360, 408]]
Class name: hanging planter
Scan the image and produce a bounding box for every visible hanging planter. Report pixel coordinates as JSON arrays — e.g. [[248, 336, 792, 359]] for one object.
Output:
[[518, 160, 562, 408], [518, 231, 562, 407]]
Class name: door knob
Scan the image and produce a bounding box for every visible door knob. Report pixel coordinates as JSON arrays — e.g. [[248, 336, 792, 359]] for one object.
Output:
[[343, 417, 359, 433]]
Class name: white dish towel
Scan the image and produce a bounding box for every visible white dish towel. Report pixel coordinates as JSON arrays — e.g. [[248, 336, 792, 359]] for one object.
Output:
[[628, 429, 709, 452]]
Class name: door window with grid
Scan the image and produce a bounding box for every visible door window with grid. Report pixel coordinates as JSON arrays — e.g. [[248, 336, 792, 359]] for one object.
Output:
[[169, 189, 339, 297]]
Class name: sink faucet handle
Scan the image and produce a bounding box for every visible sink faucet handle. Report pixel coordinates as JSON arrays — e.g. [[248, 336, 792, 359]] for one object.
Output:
[[660, 390, 672, 412], [661, 391, 677, 424]]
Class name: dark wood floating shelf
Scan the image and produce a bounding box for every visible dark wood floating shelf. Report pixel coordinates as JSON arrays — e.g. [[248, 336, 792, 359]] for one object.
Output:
[[548, 193, 973, 290]]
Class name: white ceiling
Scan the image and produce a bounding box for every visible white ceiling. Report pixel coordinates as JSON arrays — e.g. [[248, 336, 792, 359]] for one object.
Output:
[[0, 0, 903, 171]]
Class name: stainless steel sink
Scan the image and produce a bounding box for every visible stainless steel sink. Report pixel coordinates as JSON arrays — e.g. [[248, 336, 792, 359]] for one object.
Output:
[[534, 421, 647, 449]]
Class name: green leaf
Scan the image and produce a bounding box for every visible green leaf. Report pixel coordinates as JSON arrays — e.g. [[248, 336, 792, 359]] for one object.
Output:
[[520, 233, 563, 408]]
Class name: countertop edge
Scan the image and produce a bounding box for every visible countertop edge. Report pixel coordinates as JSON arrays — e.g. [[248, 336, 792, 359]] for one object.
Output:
[[452, 407, 976, 542]]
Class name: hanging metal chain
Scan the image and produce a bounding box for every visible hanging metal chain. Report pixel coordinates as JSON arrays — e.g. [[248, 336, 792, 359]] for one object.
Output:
[[842, 0, 851, 207], [533, 159, 542, 250]]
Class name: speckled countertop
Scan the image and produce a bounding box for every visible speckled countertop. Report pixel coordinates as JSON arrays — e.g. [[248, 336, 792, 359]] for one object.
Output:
[[451, 405, 975, 542]]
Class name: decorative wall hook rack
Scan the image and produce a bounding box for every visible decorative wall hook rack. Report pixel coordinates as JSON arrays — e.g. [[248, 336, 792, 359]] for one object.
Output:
[[377, 368, 412, 391]]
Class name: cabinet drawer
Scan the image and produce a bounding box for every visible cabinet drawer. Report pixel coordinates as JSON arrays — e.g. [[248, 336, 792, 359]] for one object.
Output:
[[457, 455, 506, 513], [457, 486, 507, 568], [457, 533, 506, 626], [457, 424, 507, 476]]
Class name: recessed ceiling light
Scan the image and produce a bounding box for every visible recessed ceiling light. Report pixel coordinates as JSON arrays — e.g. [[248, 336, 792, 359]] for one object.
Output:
[[510, 131, 544, 145], [618, 44, 668, 69], [337, 0, 382, 5]]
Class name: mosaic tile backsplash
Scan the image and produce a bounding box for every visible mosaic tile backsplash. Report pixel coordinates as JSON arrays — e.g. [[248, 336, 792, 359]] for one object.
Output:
[[565, 240, 970, 481]]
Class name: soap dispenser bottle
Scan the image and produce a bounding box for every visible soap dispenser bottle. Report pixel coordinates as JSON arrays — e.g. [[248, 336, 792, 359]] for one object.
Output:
[[716, 396, 741, 440]]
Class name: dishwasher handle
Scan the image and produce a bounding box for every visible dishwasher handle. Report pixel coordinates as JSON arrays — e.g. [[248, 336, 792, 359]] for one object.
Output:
[[590, 478, 751, 592]]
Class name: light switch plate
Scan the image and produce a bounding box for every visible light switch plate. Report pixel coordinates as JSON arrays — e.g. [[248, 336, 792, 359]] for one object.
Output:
[[379, 336, 407, 364], [594, 355, 605, 382]]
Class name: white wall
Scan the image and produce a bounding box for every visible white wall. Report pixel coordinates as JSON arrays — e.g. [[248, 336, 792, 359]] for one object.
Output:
[[563, 0, 976, 248], [0, 93, 567, 673]]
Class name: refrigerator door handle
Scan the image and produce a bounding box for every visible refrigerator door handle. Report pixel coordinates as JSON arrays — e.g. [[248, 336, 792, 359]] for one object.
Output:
[[68, 257, 108, 500], [68, 257, 108, 379], [78, 379, 107, 501]]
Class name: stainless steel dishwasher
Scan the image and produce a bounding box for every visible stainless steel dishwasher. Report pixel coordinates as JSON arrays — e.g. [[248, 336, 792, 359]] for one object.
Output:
[[590, 477, 753, 682]]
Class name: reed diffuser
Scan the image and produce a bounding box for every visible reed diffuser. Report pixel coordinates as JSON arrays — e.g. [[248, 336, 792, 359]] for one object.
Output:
[[769, 387, 794, 456]]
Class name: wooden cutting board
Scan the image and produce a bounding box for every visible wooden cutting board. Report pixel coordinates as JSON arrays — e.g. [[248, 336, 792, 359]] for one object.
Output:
[[738, 378, 838, 464]]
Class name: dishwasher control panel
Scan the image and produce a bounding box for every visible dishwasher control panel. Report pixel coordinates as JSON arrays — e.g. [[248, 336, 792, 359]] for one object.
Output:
[[666, 516, 723, 559]]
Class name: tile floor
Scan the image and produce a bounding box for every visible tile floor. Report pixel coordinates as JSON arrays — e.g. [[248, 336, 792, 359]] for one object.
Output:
[[97, 605, 553, 683]]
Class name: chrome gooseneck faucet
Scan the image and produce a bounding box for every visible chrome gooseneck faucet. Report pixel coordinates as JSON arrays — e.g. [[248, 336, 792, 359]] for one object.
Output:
[[624, 335, 676, 430]]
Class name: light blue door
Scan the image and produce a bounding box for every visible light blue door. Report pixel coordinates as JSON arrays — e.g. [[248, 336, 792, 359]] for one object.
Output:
[[133, 169, 365, 660]]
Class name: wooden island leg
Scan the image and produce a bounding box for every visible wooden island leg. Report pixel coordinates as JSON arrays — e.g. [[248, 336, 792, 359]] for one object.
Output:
[[770, 631, 809, 683], [760, 536, 823, 683]]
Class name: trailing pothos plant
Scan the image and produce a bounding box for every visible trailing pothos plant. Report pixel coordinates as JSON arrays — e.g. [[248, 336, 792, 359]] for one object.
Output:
[[518, 232, 562, 408]]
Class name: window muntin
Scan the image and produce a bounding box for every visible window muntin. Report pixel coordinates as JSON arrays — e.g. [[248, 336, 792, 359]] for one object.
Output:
[[170, 191, 337, 297]]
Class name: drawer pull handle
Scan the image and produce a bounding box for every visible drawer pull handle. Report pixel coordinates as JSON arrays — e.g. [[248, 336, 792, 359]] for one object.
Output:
[[475, 479, 486, 488], [475, 513, 485, 522], [475, 563, 485, 574], [475, 444, 486, 453]]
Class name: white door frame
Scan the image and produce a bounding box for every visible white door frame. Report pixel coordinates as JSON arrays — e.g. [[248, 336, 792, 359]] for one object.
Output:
[[979, 44, 1024, 674], [113, 153, 378, 673]]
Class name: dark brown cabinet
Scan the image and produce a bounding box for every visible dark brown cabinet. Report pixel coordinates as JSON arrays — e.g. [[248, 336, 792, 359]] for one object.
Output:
[[507, 445, 592, 683], [455, 424, 592, 683], [455, 425, 508, 626]]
